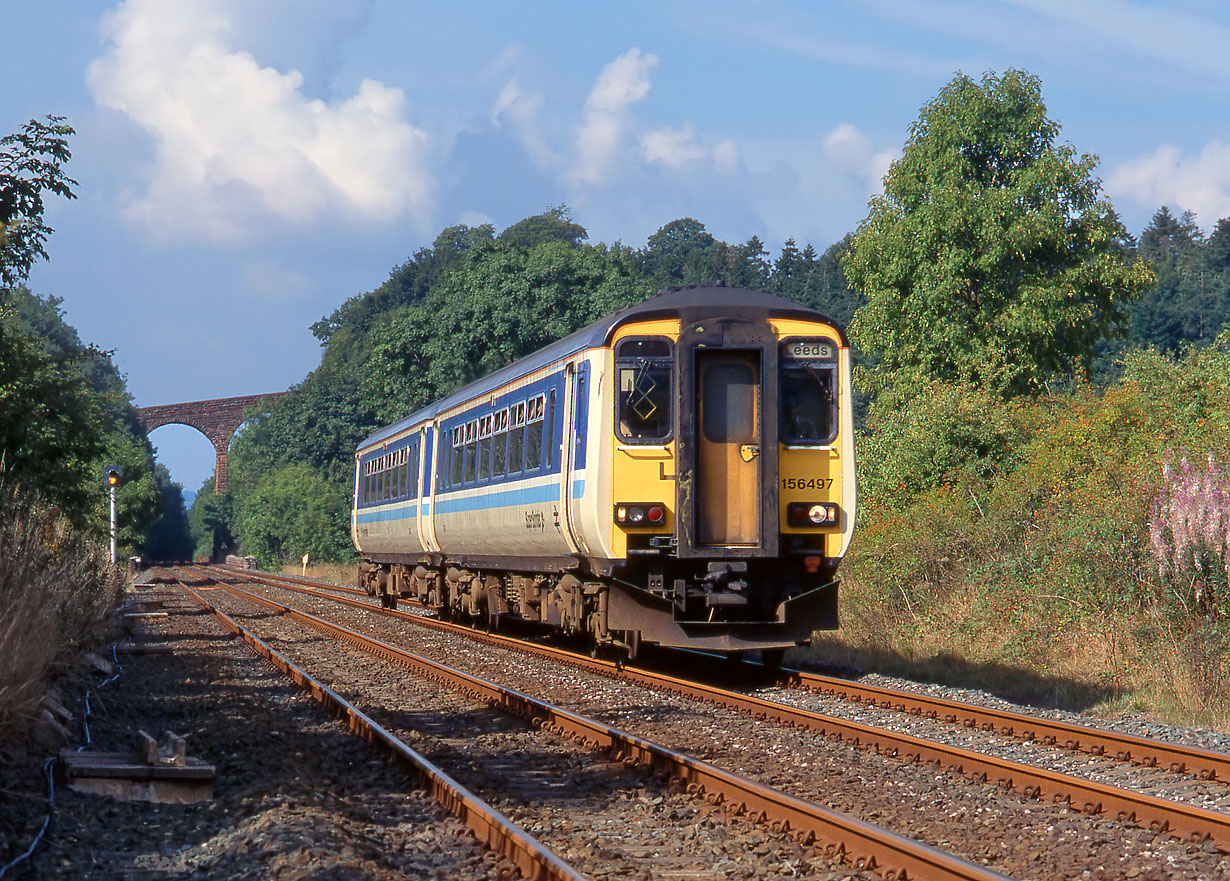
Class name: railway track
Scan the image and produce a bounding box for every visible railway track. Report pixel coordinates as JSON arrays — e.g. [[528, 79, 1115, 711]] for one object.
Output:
[[206, 564, 1230, 792], [172, 567, 1011, 881], [188, 564, 1230, 878]]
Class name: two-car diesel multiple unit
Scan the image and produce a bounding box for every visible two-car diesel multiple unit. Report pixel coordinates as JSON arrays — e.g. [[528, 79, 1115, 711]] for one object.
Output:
[[352, 285, 855, 659]]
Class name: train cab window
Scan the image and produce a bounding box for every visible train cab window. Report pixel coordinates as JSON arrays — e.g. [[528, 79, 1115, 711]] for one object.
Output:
[[780, 338, 838, 445], [616, 337, 673, 443], [492, 409, 509, 478], [509, 401, 526, 474], [478, 414, 493, 482], [526, 395, 545, 470]]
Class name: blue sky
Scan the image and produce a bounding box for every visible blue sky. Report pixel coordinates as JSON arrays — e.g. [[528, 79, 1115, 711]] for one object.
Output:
[[6, 0, 1230, 493]]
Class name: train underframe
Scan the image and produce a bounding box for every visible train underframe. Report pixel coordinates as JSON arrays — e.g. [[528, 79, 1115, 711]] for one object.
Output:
[[357, 552, 839, 660]]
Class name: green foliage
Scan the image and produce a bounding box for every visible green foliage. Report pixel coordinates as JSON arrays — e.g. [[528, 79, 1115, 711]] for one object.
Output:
[[188, 485, 235, 562], [0, 288, 162, 551], [857, 377, 1028, 511], [364, 237, 651, 424], [845, 69, 1154, 398], [846, 333, 1230, 705], [236, 464, 353, 569], [497, 205, 588, 250], [0, 116, 77, 289]]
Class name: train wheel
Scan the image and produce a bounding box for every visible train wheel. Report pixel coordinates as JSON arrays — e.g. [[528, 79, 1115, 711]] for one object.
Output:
[[760, 648, 785, 670]]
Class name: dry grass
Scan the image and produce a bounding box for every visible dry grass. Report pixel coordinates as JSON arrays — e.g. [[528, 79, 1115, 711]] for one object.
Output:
[[0, 484, 125, 745], [280, 561, 358, 587], [797, 577, 1230, 729]]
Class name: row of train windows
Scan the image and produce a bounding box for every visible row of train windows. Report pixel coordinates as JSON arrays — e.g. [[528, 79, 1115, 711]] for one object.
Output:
[[360, 444, 420, 506], [446, 391, 557, 488]]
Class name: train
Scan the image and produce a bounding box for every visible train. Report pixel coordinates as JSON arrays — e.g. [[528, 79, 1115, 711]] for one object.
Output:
[[351, 284, 855, 661]]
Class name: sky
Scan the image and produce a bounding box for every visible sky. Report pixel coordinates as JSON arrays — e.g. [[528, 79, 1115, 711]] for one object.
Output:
[[6, 0, 1230, 494]]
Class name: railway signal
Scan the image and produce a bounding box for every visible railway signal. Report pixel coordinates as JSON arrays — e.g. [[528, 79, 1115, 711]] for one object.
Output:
[[104, 465, 122, 564]]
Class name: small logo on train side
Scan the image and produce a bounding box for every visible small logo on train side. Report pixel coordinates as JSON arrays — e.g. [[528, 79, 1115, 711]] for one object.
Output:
[[785, 340, 835, 360]]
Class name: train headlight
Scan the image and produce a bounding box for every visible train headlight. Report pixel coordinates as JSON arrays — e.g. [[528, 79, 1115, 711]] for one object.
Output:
[[787, 502, 839, 527], [615, 503, 667, 527]]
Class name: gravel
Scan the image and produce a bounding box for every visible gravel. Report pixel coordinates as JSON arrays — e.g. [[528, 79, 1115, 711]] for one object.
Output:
[[228, 573, 1230, 881], [0, 578, 512, 881]]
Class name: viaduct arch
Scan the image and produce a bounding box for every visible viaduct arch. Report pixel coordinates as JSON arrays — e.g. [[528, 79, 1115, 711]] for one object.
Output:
[[136, 392, 288, 494]]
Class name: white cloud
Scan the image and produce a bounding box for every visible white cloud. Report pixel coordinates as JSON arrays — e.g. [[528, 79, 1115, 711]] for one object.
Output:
[[822, 123, 895, 194], [641, 124, 705, 169], [490, 76, 561, 173], [568, 48, 658, 186], [87, 0, 433, 241], [641, 124, 742, 176], [1107, 141, 1230, 229]]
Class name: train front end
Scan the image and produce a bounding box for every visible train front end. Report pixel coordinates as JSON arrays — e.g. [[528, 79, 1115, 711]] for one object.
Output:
[[603, 287, 855, 654]]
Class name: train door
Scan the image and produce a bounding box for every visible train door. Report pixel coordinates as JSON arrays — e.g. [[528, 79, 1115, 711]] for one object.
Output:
[[694, 350, 762, 547], [558, 362, 585, 555]]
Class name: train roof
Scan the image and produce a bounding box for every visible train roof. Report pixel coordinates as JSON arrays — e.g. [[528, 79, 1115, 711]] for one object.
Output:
[[357, 285, 843, 451]]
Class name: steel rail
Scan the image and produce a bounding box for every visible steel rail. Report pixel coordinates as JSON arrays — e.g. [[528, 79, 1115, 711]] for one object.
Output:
[[776, 668, 1230, 782], [166, 571, 588, 881], [204, 565, 1230, 850], [192, 568, 1014, 881], [209, 564, 1230, 788]]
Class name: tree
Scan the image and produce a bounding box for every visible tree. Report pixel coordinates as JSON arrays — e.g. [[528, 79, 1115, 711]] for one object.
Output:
[[1207, 218, 1230, 272], [845, 69, 1154, 397], [497, 205, 587, 251], [365, 238, 650, 424], [236, 464, 353, 569], [0, 116, 77, 290], [639, 218, 722, 286]]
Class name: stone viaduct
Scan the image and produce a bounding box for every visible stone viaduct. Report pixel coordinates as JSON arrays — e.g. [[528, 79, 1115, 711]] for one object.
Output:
[[136, 392, 288, 494]]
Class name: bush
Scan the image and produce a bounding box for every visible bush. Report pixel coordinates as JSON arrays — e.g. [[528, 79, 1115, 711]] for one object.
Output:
[[829, 337, 1230, 721], [236, 464, 354, 570]]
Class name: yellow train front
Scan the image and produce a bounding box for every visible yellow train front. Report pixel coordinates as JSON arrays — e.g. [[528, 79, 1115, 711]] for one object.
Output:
[[352, 284, 855, 659]]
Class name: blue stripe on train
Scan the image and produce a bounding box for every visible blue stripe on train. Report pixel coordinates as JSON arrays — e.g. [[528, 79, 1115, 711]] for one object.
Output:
[[356, 504, 420, 525], [357, 477, 586, 523]]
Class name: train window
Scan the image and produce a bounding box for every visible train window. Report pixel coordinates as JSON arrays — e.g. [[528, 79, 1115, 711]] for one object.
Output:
[[616, 337, 673, 443], [509, 401, 526, 474], [478, 415, 493, 481], [492, 409, 508, 478], [780, 338, 837, 445], [545, 389, 557, 468], [618, 338, 671, 359], [450, 426, 464, 487], [702, 363, 757, 443], [464, 420, 478, 484], [526, 395, 545, 470], [408, 443, 419, 499]]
